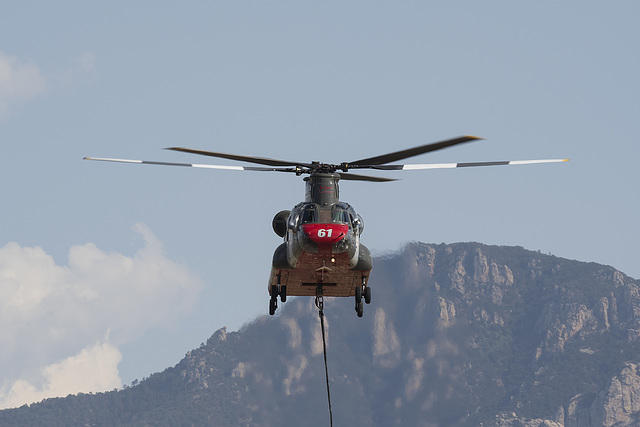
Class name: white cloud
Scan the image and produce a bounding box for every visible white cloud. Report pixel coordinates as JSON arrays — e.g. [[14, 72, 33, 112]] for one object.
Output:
[[0, 339, 122, 410], [0, 51, 97, 119], [0, 224, 202, 409], [0, 52, 46, 119]]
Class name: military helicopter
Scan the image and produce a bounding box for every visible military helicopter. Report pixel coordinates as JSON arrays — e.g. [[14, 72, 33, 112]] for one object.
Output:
[[85, 136, 568, 317]]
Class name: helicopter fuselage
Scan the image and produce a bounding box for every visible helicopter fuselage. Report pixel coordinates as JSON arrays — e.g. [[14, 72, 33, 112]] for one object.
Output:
[[268, 173, 372, 314]]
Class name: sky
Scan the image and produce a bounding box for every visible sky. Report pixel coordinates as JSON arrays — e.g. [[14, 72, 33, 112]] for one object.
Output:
[[1, 0, 638, 409]]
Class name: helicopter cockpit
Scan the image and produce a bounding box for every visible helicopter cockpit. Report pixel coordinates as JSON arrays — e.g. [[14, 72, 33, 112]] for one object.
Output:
[[291, 202, 364, 235]]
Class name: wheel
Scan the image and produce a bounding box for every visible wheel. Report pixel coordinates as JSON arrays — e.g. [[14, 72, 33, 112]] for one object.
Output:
[[364, 286, 371, 304], [279, 285, 287, 302], [355, 285, 362, 301], [356, 301, 364, 317], [269, 299, 277, 315], [270, 285, 278, 302]]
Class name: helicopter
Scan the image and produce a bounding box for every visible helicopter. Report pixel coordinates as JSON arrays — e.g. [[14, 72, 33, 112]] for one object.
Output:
[[85, 135, 568, 317]]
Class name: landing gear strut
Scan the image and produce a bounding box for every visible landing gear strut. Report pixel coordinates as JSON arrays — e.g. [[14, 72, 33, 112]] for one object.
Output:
[[269, 275, 286, 315], [354, 275, 372, 317]]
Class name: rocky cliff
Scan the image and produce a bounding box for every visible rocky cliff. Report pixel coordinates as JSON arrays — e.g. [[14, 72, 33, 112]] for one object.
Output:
[[1, 242, 638, 426]]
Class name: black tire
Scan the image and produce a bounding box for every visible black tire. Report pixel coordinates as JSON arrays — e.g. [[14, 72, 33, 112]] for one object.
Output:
[[364, 286, 372, 304], [269, 299, 277, 315], [270, 285, 278, 302], [356, 301, 364, 317], [355, 285, 362, 301], [280, 285, 287, 302]]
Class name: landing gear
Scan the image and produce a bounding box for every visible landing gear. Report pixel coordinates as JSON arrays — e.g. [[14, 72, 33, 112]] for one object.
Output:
[[356, 301, 364, 317], [354, 276, 371, 317], [268, 276, 286, 315]]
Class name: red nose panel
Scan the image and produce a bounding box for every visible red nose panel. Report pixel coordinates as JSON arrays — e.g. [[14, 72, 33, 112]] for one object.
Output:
[[301, 223, 349, 245]]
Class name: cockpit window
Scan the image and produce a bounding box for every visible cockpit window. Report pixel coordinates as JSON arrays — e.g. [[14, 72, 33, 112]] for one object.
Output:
[[331, 207, 350, 224], [301, 206, 318, 224]]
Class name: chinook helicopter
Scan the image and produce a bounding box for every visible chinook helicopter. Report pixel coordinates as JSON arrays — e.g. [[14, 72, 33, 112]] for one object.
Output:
[[85, 136, 568, 317]]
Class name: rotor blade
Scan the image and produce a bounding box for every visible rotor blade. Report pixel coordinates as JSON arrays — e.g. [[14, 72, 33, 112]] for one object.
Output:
[[166, 147, 314, 168], [348, 135, 483, 166], [83, 157, 297, 172], [339, 172, 398, 182], [366, 158, 569, 171]]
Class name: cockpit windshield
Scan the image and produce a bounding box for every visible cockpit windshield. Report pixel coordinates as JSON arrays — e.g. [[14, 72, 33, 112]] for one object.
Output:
[[331, 207, 350, 224], [300, 205, 318, 224], [295, 203, 356, 228]]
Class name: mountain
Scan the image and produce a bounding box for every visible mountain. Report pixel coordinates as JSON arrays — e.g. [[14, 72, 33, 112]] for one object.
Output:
[[1, 242, 639, 426]]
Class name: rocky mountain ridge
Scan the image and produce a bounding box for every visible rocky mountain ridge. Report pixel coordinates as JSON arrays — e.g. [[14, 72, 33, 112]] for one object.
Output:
[[1, 242, 639, 426]]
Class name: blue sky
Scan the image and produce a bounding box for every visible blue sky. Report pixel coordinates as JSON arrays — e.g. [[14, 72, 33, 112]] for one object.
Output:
[[1, 1, 638, 408]]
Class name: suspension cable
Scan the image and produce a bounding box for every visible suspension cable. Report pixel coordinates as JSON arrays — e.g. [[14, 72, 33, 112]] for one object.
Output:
[[316, 287, 333, 427]]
